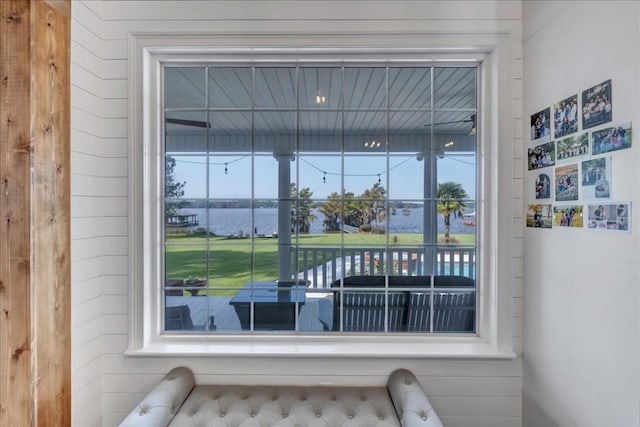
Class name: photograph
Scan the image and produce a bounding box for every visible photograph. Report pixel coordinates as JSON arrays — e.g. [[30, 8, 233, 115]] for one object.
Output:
[[530, 107, 551, 141], [591, 121, 632, 155], [553, 94, 579, 138], [535, 173, 551, 199], [581, 79, 612, 129], [553, 205, 583, 228], [556, 133, 589, 161], [581, 157, 611, 199], [528, 141, 556, 170], [587, 202, 630, 232], [526, 204, 552, 228], [555, 164, 579, 202]]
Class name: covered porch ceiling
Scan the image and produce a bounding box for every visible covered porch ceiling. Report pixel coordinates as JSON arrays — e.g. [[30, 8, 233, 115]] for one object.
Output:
[[165, 66, 477, 154]]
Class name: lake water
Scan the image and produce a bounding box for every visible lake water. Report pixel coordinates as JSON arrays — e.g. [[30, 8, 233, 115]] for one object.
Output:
[[184, 207, 475, 237]]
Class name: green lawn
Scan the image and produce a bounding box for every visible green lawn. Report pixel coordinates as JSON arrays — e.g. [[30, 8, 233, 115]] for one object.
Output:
[[165, 232, 475, 295]]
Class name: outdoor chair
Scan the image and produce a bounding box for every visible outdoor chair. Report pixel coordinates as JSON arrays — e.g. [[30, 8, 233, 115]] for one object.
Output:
[[165, 305, 194, 330], [317, 275, 476, 332], [317, 275, 429, 331], [406, 275, 476, 332], [165, 304, 216, 331]]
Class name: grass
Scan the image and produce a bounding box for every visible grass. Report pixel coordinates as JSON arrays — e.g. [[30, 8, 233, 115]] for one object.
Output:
[[165, 232, 475, 295]]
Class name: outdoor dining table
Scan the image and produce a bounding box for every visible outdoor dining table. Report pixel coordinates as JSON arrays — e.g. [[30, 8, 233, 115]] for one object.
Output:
[[229, 281, 306, 330]]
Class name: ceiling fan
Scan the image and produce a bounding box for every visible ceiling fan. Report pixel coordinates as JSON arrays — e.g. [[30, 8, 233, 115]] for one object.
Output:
[[167, 113, 477, 134], [166, 118, 211, 128], [424, 114, 476, 134]]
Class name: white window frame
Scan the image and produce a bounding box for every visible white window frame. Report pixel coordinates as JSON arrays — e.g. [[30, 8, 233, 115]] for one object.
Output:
[[126, 33, 516, 359]]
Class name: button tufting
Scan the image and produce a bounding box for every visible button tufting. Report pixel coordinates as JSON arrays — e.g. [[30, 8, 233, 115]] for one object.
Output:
[[220, 412, 225, 417], [283, 413, 288, 418], [405, 380, 412, 385], [379, 416, 385, 420], [422, 415, 427, 421], [331, 396, 337, 401], [316, 412, 321, 417], [348, 415, 353, 419], [251, 413, 256, 417], [300, 396, 306, 401]]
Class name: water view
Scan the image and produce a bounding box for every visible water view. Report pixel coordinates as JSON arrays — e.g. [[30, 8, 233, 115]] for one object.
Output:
[[178, 207, 475, 237]]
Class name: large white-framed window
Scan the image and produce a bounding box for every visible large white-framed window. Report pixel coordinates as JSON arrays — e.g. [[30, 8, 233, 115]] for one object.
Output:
[[126, 35, 515, 358]]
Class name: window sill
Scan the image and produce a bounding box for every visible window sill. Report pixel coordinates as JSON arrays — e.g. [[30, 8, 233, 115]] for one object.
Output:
[[125, 334, 516, 359]]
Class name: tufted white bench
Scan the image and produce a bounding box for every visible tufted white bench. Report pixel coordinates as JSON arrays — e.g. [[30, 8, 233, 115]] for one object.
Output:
[[119, 367, 443, 427]]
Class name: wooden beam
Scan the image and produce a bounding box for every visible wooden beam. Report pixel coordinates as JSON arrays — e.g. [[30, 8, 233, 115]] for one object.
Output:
[[0, 1, 32, 424], [0, 0, 71, 425]]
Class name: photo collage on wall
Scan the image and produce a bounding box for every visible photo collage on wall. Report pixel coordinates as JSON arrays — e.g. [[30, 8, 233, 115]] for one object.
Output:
[[527, 79, 632, 232]]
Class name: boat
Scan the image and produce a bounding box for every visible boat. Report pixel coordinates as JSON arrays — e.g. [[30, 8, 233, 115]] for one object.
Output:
[[463, 211, 475, 226]]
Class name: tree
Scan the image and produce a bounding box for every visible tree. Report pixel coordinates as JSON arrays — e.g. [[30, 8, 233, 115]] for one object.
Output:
[[165, 156, 186, 218], [290, 183, 316, 233], [318, 192, 342, 231], [437, 181, 468, 243], [358, 182, 387, 232]]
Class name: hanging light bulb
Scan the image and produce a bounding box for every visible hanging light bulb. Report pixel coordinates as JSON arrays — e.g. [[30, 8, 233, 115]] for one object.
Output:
[[323, 172, 326, 184], [224, 163, 228, 174], [377, 174, 381, 184]]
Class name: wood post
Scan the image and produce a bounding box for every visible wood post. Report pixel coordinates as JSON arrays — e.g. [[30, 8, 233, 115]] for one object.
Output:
[[0, 0, 71, 425]]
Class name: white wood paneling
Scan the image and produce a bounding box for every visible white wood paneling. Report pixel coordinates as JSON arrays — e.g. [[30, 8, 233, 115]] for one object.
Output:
[[95, 1, 523, 22], [100, 137, 128, 158], [71, 1, 106, 425], [102, 275, 128, 296], [69, 1, 524, 426], [441, 416, 521, 427], [73, 393, 103, 427]]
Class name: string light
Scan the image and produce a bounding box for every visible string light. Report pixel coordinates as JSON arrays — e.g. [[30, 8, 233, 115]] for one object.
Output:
[[224, 163, 228, 174], [300, 156, 415, 183]]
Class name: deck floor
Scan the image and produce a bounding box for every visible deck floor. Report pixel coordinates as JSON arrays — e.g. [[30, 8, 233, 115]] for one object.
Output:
[[166, 295, 325, 332]]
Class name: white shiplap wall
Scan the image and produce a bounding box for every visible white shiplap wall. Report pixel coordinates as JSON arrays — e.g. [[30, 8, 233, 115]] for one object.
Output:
[[69, 2, 524, 426], [71, 1, 106, 426]]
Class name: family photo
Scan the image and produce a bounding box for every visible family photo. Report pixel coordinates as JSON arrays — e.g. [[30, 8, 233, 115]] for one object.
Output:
[[535, 173, 551, 199], [526, 204, 552, 228], [530, 107, 551, 141], [528, 141, 556, 170], [587, 202, 630, 231], [556, 133, 589, 161], [555, 164, 579, 202], [592, 122, 632, 155], [581, 79, 612, 129], [581, 157, 611, 199], [553, 94, 579, 138], [553, 205, 583, 228]]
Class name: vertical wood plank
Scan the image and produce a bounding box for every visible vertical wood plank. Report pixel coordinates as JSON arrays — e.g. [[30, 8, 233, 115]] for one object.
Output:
[[0, 0, 71, 425], [31, 1, 71, 425], [0, 1, 33, 424]]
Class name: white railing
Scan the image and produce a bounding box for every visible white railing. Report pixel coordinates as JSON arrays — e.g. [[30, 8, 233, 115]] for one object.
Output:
[[297, 246, 476, 288]]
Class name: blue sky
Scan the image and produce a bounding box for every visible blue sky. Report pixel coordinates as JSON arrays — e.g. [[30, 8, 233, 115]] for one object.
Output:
[[172, 154, 475, 201]]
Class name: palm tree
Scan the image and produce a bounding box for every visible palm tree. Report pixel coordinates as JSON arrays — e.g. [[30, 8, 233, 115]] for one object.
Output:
[[437, 182, 468, 243]]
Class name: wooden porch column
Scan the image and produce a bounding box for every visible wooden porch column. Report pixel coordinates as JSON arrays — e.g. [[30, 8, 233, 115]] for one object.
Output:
[[0, 0, 71, 425]]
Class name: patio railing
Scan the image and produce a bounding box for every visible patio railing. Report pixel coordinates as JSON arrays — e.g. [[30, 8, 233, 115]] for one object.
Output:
[[297, 246, 476, 288]]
